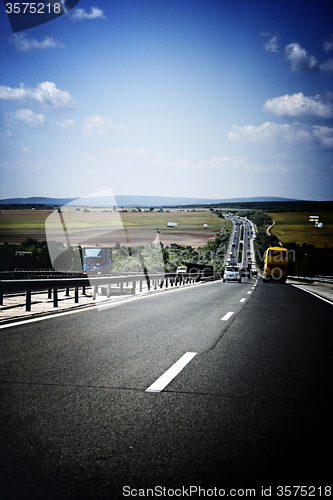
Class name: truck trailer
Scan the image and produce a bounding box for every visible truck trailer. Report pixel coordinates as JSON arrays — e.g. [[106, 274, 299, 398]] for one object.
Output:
[[186, 262, 214, 281], [262, 247, 288, 283], [79, 246, 113, 276]]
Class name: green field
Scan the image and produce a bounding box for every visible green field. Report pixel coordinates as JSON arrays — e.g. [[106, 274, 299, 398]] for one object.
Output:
[[0, 209, 225, 246], [268, 211, 333, 248]]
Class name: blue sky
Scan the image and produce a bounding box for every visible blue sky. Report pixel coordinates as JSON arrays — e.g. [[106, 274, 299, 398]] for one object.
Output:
[[0, 0, 332, 201]]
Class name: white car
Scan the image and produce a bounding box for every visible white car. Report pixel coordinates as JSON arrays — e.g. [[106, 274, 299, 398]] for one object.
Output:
[[223, 266, 241, 283]]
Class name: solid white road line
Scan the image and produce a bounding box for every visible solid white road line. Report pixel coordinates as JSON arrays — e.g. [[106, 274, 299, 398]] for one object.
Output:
[[247, 291, 252, 294], [221, 311, 234, 321], [146, 352, 197, 392], [291, 284, 333, 305], [240, 298, 246, 303]]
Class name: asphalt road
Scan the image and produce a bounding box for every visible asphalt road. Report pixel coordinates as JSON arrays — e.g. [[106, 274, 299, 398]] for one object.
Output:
[[1, 278, 332, 499]]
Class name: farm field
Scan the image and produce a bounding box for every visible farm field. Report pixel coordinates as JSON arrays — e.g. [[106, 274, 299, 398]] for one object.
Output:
[[0, 209, 225, 248], [268, 211, 333, 248]]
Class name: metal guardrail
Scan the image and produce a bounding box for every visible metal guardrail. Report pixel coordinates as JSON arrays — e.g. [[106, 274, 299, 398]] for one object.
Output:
[[0, 270, 83, 280], [0, 271, 218, 312]]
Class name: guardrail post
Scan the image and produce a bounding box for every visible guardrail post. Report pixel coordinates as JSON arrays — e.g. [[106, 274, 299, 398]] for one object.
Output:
[[132, 281, 136, 294], [107, 283, 111, 298], [93, 286, 97, 300], [48, 289, 52, 299], [166, 277, 168, 288], [120, 282, 123, 294], [0, 291, 3, 306], [53, 288, 58, 307], [65, 287, 70, 296], [75, 287, 79, 303], [26, 290, 31, 311], [140, 280, 143, 292]]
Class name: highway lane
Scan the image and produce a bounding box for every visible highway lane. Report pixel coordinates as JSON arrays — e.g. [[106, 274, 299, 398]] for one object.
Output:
[[1, 279, 332, 499], [0, 279, 255, 393]]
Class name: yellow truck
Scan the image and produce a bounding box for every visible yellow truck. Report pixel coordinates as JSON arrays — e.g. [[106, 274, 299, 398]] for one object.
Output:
[[263, 247, 288, 283]]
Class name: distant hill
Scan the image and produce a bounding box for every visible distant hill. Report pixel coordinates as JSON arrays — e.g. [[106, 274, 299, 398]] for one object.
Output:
[[0, 197, 75, 206], [0, 195, 297, 207], [114, 195, 298, 207]]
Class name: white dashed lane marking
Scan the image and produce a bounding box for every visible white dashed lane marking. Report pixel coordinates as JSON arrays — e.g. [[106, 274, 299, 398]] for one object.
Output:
[[148, 281, 258, 392], [221, 311, 234, 321], [146, 352, 197, 393]]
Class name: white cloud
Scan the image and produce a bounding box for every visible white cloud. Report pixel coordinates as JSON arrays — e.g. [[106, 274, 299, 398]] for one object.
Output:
[[264, 36, 280, 53], [319, 59, 333, 72], [228, 122, 333, 148], [323, 38, 333, 52], [22, 147, 30, 154], [71, 7, 106, 20], [263, 92, 333, 119], [56, 119, 77, 130], [285, 43, 319, 72], [0, 129, 12, 138], [0, 82, 77, 108], [198, 156, 246, 170], [313, 126, 333, 148], [101, 147, 149, 157], [9, 33, 65, 52], [82, 115, 128, 136], [135, 148, 149, 157], [9, 109, 46, 128]]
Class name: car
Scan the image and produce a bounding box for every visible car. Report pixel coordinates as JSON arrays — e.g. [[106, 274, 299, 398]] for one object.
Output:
[[223, 266, 241, 283], [240, 268, 250, 278]]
